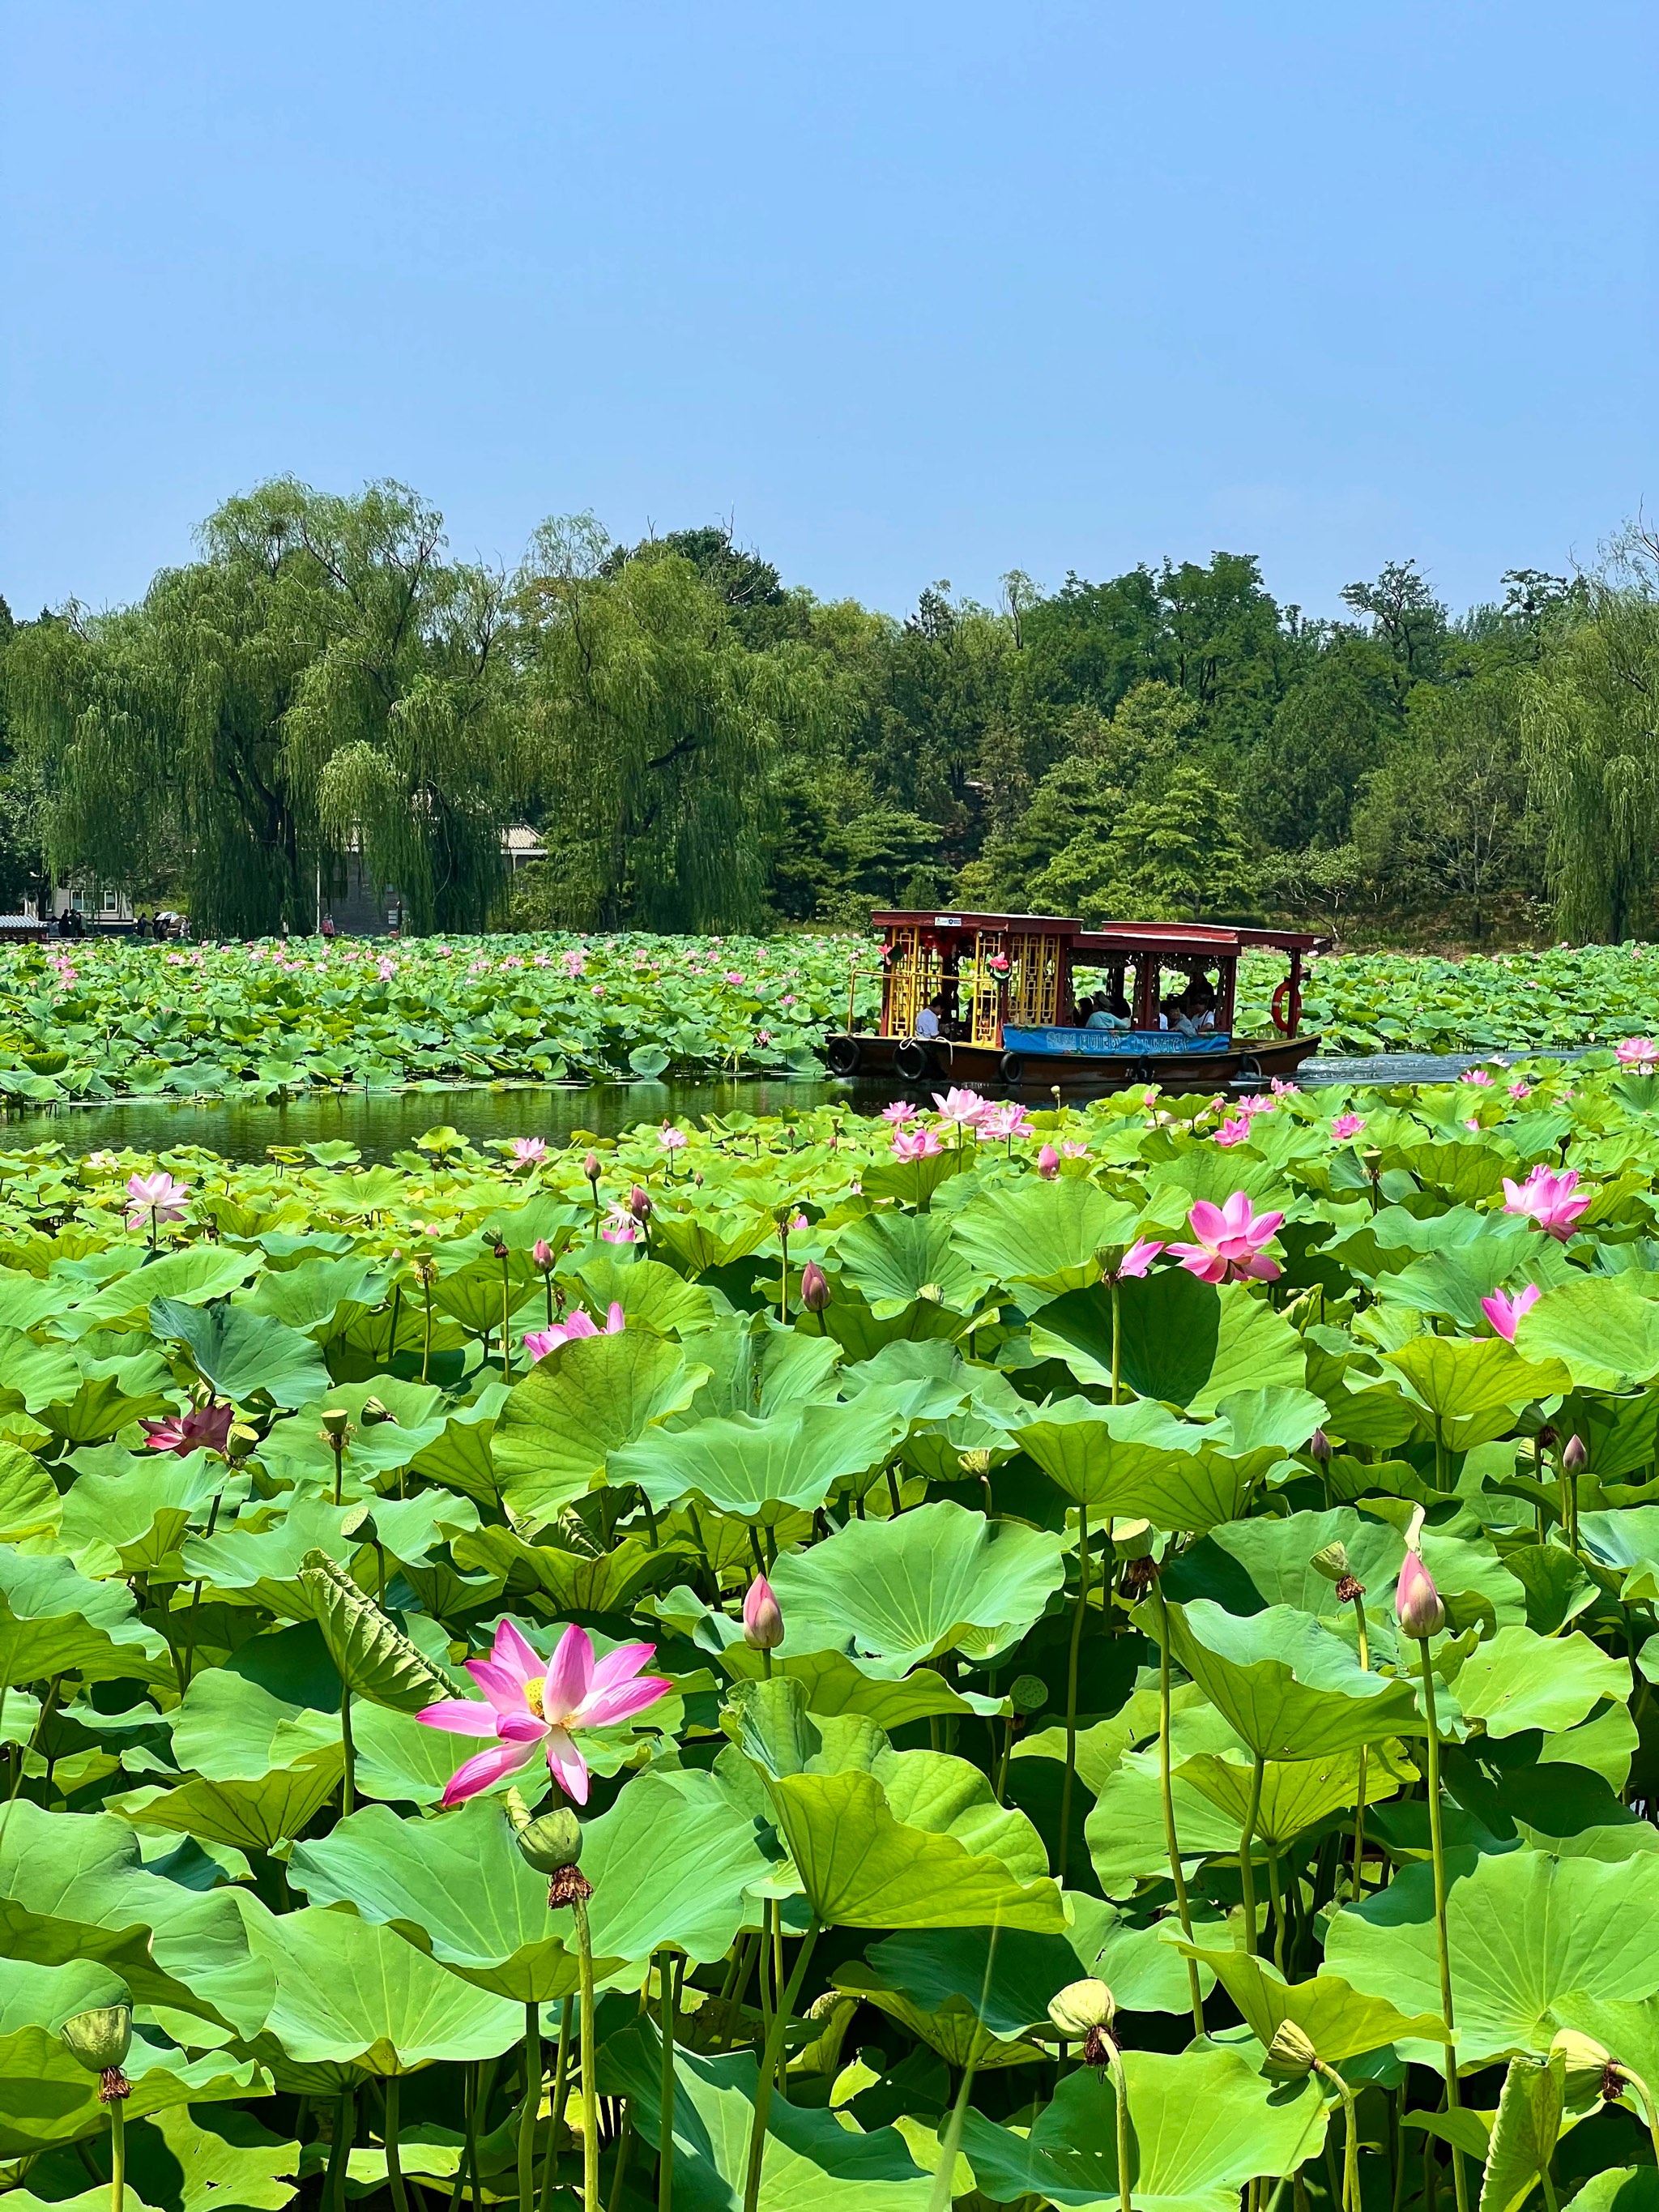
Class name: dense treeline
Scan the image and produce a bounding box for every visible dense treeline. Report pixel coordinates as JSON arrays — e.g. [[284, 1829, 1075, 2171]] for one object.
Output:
[[4, 482, 1659, 942]]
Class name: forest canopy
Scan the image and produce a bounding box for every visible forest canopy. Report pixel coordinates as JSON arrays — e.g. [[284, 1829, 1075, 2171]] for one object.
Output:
[[5, 483, 1659, 944]]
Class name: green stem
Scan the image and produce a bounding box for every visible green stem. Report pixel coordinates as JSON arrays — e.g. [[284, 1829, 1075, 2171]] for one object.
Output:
[[501, 1253, 513, 1381], [384, 2075, 410, 2212], [1059, 1497, 1089, 1884], [340, 1687, 355, 1817], [540, 2000, 574, 2212], [1418, 1638, 1467, 2212], [926, 1920, 1002, 2212], [1239, 1752, 1266, 1956], [326, 2091, 356, 2212], [741, 1918, 821, 2212], [1350, 1593, 1371, 1896], [574, 1895, 599, 2212], [1315, 2062, 1358, 2212], [518, 2001, 541, 2212], [657, 1953, 676, 2212], [109, 2095, 126, 2212], [1110, 1276, 1122, 1405], [1105, 2041, 1132, 2212], [1152, 1584, 1204, 2036]]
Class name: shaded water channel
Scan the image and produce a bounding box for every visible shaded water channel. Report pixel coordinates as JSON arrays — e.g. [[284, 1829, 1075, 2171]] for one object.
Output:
[[0, 1052, 1559, 1166]]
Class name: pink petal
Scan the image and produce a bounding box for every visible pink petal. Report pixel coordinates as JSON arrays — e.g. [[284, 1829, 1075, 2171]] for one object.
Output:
[[497, 1709, 551, 1744], [417, 1697, 500, 1737], [1220, 1190, 1252, 1235], [1187, 1200, 1226, 1246], [467, 1657, 535, 1713], [1176, 1250, 1227, 1284], [586, 1640, 657, 1694], [440, 1739, 535, 1807], [544, 1623, 594, 1720], [543, 1726, 590, 1805], [491, 1618, 544, 1688], [604, 1301, 627, 1334], [575, 1673, 672, 1729]]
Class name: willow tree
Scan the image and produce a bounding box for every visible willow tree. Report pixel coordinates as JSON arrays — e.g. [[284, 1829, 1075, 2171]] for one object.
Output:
[[9, 480, 526, 936], [1524, 531, 1659, 942], [514, 518, 842, 931]]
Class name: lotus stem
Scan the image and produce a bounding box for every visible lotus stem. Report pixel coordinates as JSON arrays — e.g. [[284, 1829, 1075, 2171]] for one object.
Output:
[[326, 2091, 355, 2212], [1110, 1277, 1122, 1405], [1350, 1589, 1371, 1896], [657, 1952, 676, 2212], [741, 1916, 821, 2212], [1104, 2039, 1132, 2212], [1239, 1752, 1266, 1955], [500, 1249, 513, 1381], [540, 2000, 574, 2212], [1615, 2066, 1659, 2170], [518, 2002, 541, 2212], [340, 1686, 355, 1817], [1313, 2061, 1358, 2212], [573, 1894, 600, 2212], [109, 2092, 126, 2212], [384, 2075, 410, 2212], [1059, 1497, 1090, 1884], [1151, 1582, 1204, 2035], [1417, 1636, 1467, 2212]]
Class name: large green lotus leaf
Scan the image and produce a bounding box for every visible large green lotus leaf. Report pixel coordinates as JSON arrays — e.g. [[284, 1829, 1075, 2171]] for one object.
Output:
[[766, 1498, 1065, 1675], [1578, 1506, 1659, 1604], [0, 2026, 262, 2157], [149, 1297, 329, 1409], [832, 1208, 990, 1317], [240, 1902, 522, 2072], [580, 1770, 779, 1966], [241, 1254, 388, 1335], [177, 1498, 355, 1619], [1482, 2055, 1567, 2212], [168, 1671, 340, 1781], [58, 1453, 224, 1574], [1030, 1272, 1306, 1415], [834, 1962, 1042, 2070], [650, 1202, 774, 1275], [450, 1525, 695, 1618], [0, 1548, 169, 1685], [0, 1958, 130, 2034], [255, 1381, 451, 1492], [612, 1394, 911, 1522], [38, 1369, 173, 1449], [1181, 1946, 1446, 2061], [1324, 1847, 1659, 2067], [111, 1754, 346, 1856], [349, 1701, 525, 1808], [1513, 1276, 1659, 1392], [0, 1439, 61, 1540], [716, 1643, 1001, 1725], [0, 1330, 81, 1416], [951, 1177, 1141, 1296], [1015, 1398, 1241, 1526], [859, 1924, 1099, 2042], [70, 1248, 262, 1329], [1452, 1626, 1629, 1739], [598, 2017, 934, 2210], [1159, 1599, 1422, 1759], [682, 1315, 842, 1420], [299, 1549, 451, 1711], [492, 1330, 706, 1516], [960, 2045, 1327, 2212], [765, 1769, 1065, 1930], [1559, 2176, 1659, 2212], [1384, 1336, 1566, 1427], [574, 1252, 717, 1338], [1175, 1744, 1409, 1849], [118, 2103, 300, 2212], [289, 1798, 595, 2001], [0, 1801, 273, 2036]]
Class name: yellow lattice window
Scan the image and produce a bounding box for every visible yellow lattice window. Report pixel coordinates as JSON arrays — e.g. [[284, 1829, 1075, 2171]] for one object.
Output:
[[965, 932, 1004, 1046], [881, 927, 943, 1037], [1006, 933, 1064, 1027]]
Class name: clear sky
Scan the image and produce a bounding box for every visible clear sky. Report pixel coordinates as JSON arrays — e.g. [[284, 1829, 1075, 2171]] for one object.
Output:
[[4, 1, 1655, 626]]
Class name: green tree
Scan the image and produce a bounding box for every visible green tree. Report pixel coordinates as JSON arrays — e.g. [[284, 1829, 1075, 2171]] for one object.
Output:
[[1240, 638, 1399, 849], [1341, 559, 1449, 688]]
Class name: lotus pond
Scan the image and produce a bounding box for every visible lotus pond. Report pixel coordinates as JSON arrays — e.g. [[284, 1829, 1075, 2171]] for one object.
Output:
[[11, 1069, 1659, 2212], [11, 933, 1659, 1105]]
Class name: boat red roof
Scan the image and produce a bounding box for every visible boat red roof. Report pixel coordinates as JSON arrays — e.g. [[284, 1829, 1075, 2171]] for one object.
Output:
[[868, 910, 1325, 954]]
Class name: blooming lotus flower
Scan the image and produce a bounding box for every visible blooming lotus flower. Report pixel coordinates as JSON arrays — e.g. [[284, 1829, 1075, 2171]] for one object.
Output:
[[1503, 1164, 1590, 1241], [659, 1124, 688, 1151], [1481, 1284, 1542, 1342], [510, 1138, 548, 1167], [979, 1101, 1031, 1142], [142, 1402, 234, 1457], [724, 971, 745, 987], [376, 957, 396, 981], [1270, 1078, 1299, 1096], [1038, 1143, 1060, 1179], [599, 1205, 639, 1243], [1061, 1141, 1090, 1159], [1238, 1095, 1275, 1118], [1213, 1116, 1251, 1147], [418, 1619, 669, 1807], [742, 1574, 784, 1650], [1618, 1038, 1659, 1069], [1330, 1112, 1367, 1141], [1111, 1239, 1163, 1280], [932, 1087, 988, 1129], [1461, 1067, 1495, 1087], [126, 1171, 190, 1233], [892, 1124, 943, 1161], [522, 1300, 625, 1362], [1171, 1192, 1284, 1284], [1508, 1079, 1533, 1100], [561, 948, 586, 976], [881, 1100, 917, 1125]]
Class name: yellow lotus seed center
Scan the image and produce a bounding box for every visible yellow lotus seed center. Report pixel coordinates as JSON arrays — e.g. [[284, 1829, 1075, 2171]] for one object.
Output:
[[523, 1676, 545, 1719]]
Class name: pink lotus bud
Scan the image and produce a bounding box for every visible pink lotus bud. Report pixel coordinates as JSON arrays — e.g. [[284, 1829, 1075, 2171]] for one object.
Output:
[[1038, 1144, 1060, 1179], [1395, 1549, 1445, 1640], [533, 1239, 554, 1269], [800, 1261, 830, 1313], [742, 1574, 784, 1650], [628, 1184, 652, 1223], [1308, 1427, 1332, 1464], [1563, 1433, 1587, 1472], [583, 1151, 600, 1183]]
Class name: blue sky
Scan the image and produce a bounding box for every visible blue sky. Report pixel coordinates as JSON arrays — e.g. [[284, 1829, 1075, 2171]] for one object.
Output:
[[4, 1, 1654, 624]]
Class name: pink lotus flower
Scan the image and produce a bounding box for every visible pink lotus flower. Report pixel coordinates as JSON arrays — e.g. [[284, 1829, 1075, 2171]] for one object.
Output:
[[659, 1124, 688, 1151], [1111, 1239, 1163, 1280], [1395, 1546, 1445, 1640], [1503, 1164, 1590, 1241], [724, 971, 746, 987], [376, 957, 397, 982], [932, 1087, 987, 1129], [1061, 1141, 1090, 1159], [562, 948, 586, 976], [979, 1102, 1031, 1142], [742, 1574, 784, 1650], [590, 983, 605, 997], [1213, 1116, 1251, 1147], [755, 1029, 773, 1046], [1038, 1143, 1060, 1178], [532, 1239, 555, 1268], [892, 1124, 943, 1161], [1481, 1284, 1542, 1342], [522, 1301, 625, 1362], [1270, 1078, 1299, 1096], [142, 1402, 234, 1457], [419, 1619, 670, 1807], [126, 1171, 190, 1233], [1618, 1038, 1659, 1070], [599, 1205, 639, 1243], [1508, 1079, 1533, 1100], [1171, 1192, 1284, 1284], [1238, 1095, 1275, 1118], [881, 1100, 917, 1125], [510, 1138, 548, 1166], [1330, 1112, 1367, 1142]]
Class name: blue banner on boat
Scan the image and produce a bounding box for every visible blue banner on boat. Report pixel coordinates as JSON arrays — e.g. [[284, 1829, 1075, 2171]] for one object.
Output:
[[1001, 1025, 1233, 1058]]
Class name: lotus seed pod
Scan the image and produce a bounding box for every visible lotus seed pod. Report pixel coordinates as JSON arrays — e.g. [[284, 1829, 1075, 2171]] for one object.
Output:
[[800, 1261, 831, 1313], [1563, 1433, 1588, 1472], [1311, 1541, 1350, 1582], [226, 1421, 259, 1463], [360, 1397, 392, 1426], [1010, 1675, 1048, 1715], [1264, 2019, 1319, 2081], [341, 1504, 377, 1544], [1550, 2027, 1614, 2105], [1307, 1427, 1333, 1464], [319, 1407, 351, 1442], [957, 1449, 993, 1478], [60, 2002, 132, 2075], [1395, 1549, 1445, 1639], [1047, 1979, 1116, 2039], [505, 1789, 584, 1875], [742, 1574, 785, 1651]]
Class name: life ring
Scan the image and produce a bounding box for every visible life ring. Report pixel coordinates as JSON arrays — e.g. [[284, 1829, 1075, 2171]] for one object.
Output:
[[1271, 980, 1300, 1036], [825, 1034, 861, 1078], [1000, 1052, 1024, 1083], [893, 1037, 932, 1083]]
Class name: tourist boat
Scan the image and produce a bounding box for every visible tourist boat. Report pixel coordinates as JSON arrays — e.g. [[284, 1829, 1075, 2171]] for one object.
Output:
[[824, 911, 1328, 1092]]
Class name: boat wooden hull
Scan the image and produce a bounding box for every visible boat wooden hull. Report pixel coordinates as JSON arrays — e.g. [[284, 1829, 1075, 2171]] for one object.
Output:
[[823, 1031, 1323, 1095]]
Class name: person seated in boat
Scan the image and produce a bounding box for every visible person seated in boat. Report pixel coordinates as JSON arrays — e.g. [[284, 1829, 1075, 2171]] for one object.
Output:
[[1168, 986, 1209, 1039], [914, 994, 945, 1040], [1082, 993, 1129, 1032], [1186, 975, 1219, 1030]]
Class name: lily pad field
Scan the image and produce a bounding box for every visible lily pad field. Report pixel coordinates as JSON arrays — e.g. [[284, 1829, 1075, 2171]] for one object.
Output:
[[12, 1063, 1659, 2212], [11, 934, 1659, 1102]]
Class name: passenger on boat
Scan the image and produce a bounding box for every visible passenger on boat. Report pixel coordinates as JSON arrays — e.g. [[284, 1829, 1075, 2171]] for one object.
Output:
[[914, 995, 945, 1040], [1083, 993, 1129, 1032]]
